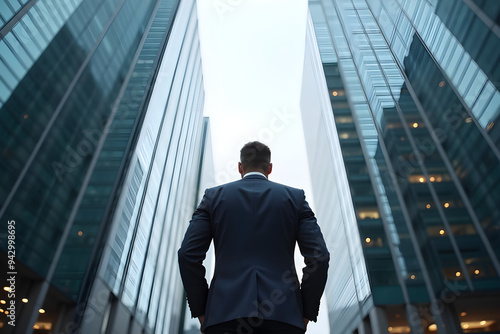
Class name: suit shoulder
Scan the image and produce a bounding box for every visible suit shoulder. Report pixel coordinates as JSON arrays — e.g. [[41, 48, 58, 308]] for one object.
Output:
[[205, 179, 304, 196], [268, 180, 304, 195], [203, 179, 241, 193]]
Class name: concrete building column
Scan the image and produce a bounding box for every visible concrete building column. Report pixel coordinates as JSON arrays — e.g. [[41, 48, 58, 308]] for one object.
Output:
[[434, 300, 463, 334], [369, 306, 389, 334], [358, 315, 373, 334], [406, 304, 425, 334]]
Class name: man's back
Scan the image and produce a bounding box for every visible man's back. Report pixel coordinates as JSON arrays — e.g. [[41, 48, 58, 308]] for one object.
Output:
[[211, 175, 302, 273], [206, 175, 311, 328]]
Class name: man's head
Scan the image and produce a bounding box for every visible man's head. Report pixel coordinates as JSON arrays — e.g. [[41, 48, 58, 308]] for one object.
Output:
[[238, 141, 272, 177]]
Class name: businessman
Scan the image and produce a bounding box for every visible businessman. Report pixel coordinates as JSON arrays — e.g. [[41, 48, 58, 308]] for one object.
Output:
[[178, 141, 329, 334]]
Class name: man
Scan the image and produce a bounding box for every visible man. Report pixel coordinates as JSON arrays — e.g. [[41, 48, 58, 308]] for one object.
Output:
[[178, 141, 329, 334]]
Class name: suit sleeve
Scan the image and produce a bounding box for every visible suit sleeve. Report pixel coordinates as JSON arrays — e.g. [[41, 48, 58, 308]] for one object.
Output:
[[296, 190, 330, 322], [178, 190, 213, 318]]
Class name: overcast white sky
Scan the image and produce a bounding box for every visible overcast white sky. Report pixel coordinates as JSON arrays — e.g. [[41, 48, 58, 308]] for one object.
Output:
[[195, 1, 330, 332], [197, 0, 311, 190]]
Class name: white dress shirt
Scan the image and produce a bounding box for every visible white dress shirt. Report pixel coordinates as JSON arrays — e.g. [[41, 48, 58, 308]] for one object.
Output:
[[243, 171, 267, 178]]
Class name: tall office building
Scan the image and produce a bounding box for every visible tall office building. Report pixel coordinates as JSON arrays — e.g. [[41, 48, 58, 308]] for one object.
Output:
[[302, 0, 500, 333], [0, 0, 210, 332]]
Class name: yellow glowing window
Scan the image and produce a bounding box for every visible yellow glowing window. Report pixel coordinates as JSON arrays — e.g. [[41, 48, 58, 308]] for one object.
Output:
[[335, 116, 353, 123], [339, 133, 350, 139], [33, 322, 52, 330], [358, 211, 380, 219], [388, 326, 411, 333], [409, 175, 427, 183], [428, 321, 494, 331]]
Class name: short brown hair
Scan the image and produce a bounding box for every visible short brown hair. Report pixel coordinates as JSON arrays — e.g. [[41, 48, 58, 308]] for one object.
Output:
[[240, 141, 271, 172]]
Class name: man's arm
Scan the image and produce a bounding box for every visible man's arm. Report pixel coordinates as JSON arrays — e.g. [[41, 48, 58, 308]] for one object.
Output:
[[296, 190, 330, 322], [178, 190, 213, 318]]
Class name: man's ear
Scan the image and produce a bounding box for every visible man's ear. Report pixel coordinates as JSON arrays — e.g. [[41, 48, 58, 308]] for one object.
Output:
[[268, 163, 273, 175], [238, 162, 244, 175]]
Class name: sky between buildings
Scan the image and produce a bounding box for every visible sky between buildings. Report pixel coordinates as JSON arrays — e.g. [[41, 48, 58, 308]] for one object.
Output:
[[195, 0, 330, 332]]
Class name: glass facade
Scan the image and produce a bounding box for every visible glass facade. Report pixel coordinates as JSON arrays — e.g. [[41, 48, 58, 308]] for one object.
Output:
[[0, 0, 209, 332], [304, 0, 500, 333], [301, 17, 372, 334]]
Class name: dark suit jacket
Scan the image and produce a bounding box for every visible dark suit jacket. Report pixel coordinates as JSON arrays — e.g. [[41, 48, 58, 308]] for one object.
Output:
[[178, 174, 329, 331]]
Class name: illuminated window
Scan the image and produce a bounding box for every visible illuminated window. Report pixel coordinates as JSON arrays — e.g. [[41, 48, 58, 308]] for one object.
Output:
[[364, 237, 383, 247], [409, 175, 428, 183], [335, 116, 353, 123], [443, 267, 465, 280], [430, 320, 497, 331], [427, 226, 451, 237], [388, 326, 410, 333], [357, 210, 380, 219], [339, 133, 350, 139], [33, 322, 52, 330], [422, 174, 446, 182]]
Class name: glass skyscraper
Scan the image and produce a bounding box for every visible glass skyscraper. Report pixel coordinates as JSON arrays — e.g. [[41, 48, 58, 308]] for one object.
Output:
[[302, 0, 500, 333], [0, 0, 210, 332]]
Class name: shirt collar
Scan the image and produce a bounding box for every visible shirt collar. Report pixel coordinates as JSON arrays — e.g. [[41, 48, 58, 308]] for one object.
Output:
[[243, 171, 267, 178]]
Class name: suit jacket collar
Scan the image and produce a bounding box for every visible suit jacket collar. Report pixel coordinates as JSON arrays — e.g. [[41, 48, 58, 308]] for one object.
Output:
[[243, 171, 266, 178], [242, 174, 268, 180]]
